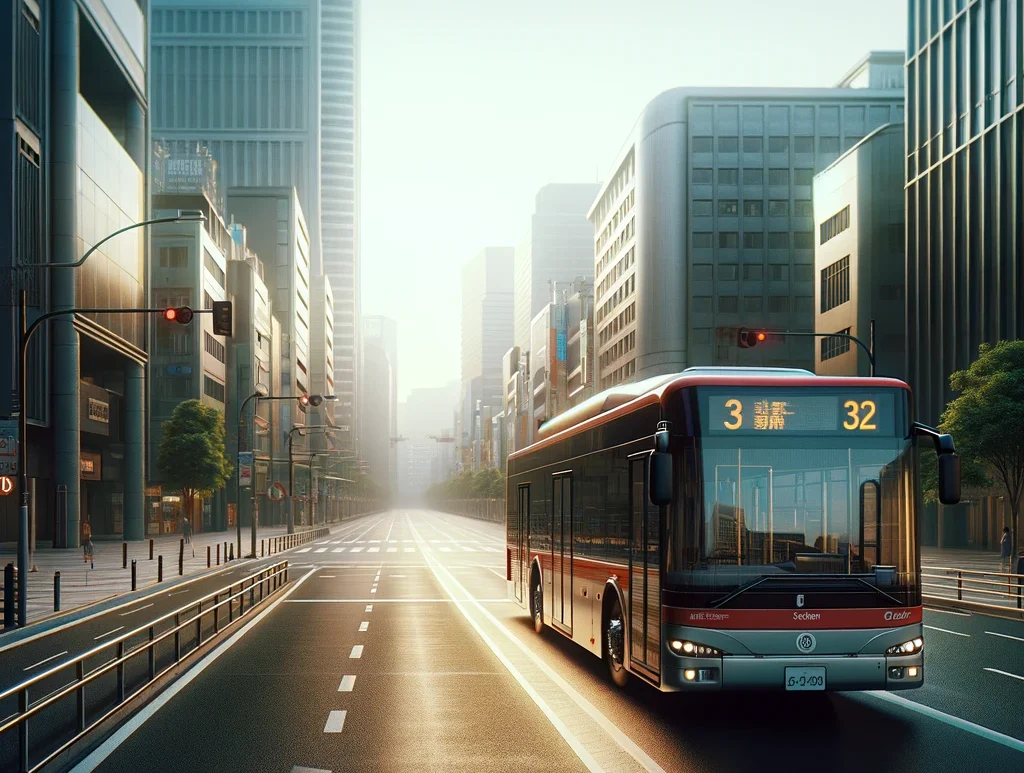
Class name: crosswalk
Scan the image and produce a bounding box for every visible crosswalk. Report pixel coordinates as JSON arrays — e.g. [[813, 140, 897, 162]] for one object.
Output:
[[294, 539, 501, 556]]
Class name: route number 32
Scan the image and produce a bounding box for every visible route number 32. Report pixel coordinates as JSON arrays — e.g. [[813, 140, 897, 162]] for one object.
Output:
[[843, 400, 877, 431]]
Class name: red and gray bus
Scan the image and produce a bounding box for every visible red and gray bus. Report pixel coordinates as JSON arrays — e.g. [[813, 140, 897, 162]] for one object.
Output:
[[505, 367, 961, 692]]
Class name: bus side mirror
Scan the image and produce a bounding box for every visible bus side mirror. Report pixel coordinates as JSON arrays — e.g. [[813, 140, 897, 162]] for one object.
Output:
[[649, 452, 672, 506], [937, 453, 961, 506]]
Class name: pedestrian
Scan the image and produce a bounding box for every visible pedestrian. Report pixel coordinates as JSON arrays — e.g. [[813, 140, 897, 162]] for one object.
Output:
[[1000, 526, 1012, 573], [82, 515, 94, 570], [182, 517, 191, 545]]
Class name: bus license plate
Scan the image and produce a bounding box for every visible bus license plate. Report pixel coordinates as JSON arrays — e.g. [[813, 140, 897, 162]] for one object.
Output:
[[785, 667, 825, 691]]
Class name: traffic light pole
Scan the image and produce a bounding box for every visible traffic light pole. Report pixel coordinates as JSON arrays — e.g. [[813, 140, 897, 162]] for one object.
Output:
[[753, 325, 876, 376]]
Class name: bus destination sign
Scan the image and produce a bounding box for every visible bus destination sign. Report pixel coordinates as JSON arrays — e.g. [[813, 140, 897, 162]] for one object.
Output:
[[703, 391, 897, 436]]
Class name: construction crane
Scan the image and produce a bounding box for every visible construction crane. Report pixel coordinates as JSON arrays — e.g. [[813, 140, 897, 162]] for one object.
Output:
[[429, 434, 455, 443]]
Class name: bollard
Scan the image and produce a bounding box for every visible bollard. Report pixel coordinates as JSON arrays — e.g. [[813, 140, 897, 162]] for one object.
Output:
[[179, 539, 185, 575], [3, 563, 15, 629], [207, 545, 211, 568], [149, 538, 154, 560], [158, 555, 164, 583], [224, 542, 228, 562], [131, 560, 137, 591], [216, 543, 220, 565], [122, 542, 128, 569], [261, 539, 264, 557], [54, 571, 61, 612], [230, 543, 234, 561]]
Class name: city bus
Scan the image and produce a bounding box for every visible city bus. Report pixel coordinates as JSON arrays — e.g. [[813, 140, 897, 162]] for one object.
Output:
[[505, 367, 961, 692]]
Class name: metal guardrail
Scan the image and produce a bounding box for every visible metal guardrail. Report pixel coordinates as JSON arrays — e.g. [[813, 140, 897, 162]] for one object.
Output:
[[433, 499, 504, 523], [0, 560, 290, 772], [922, 565, 1024, 614]]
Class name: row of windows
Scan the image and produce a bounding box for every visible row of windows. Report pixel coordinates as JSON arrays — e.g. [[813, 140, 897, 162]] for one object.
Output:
[[692, 295, 813, 315], [693, 135, 850, 155], [599, 358, 637, 390], [204, 249, 226, 288], [692, 263, 814, 282], [820, 255, 851, 313], [693, 167, 815, 186], [159, 246, 188, 269], [153, 8, 308, 36], [596, 216, 635, 276], [694, 199, 813, 217], [204, 331, 226, 363], [204, 375, 226, 403], [596, 189, 635, 256], [820, 328, 852, 361], [597, 247, 634, 298], [694, 231, 814, 249], [819, 205, 850, 245], [597, 274, 635, 324], [599, 302, 635, 347]]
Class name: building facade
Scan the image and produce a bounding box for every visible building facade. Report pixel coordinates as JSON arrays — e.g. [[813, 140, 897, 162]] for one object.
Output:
[[588, 52, 905, 390], [0, 0, 150, 544], [813, 123, 906, 379], [310, 275, 336, 427], [513, 183, 600, 352], [361, 315, 397, 491]]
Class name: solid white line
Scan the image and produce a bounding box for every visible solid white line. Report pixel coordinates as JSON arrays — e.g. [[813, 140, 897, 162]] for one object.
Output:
[[984, 667, 1024, 682], [349, 645, 363, 659], [320, 576, 336, 579], [94, 626, 125, 641], [485, 568, 506, 580], [924, 624, 971, 637], [985, 631, 1024, 644], [71, 567, 317, 773], [359, 622, 369, 632], [365, 605, 373, 612], [867, 691, 1024, 752], [338, 675, 356, 692], [385, 520, 394, 541], [23, 650, 69, 672], [323, 710, 347, 733], [925, 607, 972, 617], [119, 603, 155, 617], [283, 598, 512, 603]]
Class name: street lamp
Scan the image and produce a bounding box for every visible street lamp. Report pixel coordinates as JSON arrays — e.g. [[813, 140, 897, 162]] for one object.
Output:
[[287, 424, 342, 533], [236, 383, 269, 558]]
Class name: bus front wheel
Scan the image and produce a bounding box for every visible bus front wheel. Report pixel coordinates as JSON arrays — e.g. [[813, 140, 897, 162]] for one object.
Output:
[[530, 573, 543, 634], [604, 594, 629, 688]]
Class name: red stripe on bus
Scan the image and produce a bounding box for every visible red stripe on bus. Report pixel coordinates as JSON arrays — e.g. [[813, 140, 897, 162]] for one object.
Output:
[[663, 606, 923, 630]]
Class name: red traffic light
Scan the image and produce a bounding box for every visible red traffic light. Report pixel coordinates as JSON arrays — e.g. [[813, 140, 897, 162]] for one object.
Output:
[[738, 328, 765, 349], [163, 306, 194, 325], [299, 395, 310, 406], [163, 308, 177, 322], [756, 331, 767, 342]]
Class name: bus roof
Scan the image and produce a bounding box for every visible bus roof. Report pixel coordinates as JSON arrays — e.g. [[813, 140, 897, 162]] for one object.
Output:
[[514, 368, 909, 460]]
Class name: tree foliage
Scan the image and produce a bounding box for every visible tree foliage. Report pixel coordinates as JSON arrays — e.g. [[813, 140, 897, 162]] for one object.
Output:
[[427, 468, 506, 503], [929, 341, 1024, 557], [157, 400, 233, 522]]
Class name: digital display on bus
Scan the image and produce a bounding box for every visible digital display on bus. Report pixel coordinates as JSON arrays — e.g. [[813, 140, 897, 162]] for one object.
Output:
[[702, 389, 898, 436]]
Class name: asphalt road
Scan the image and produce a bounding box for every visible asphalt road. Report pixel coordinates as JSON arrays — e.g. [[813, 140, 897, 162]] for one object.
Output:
[[48, 509, 1024, 772]]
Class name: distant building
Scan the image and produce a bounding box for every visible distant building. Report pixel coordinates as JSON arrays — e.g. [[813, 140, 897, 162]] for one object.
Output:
[[513, 184, 601, 352], [361, 315, 398, 492], [502, 346, 529, 457], [396, 381, 458, 496], [588, 52, 904, 390], [813, 123, 905, 379], [310, 275, 337, 429]]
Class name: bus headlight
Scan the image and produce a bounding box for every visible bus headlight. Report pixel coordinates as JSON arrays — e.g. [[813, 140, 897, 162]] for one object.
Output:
[[669, 639, 723, 657], [886, 637, 924, 655]]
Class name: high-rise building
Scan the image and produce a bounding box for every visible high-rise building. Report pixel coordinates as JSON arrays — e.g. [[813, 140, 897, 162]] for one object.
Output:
[[813, 123, 906, 379], [320, 0, 361, 459], [461, 247, 514, 468], [588, 52, 904, 390], [513, 184, 601, 352], [905, 1, 1023, 426], [361, 315, 397, 491], [310, 275, 337, 429], [0, 0, 150, 544]]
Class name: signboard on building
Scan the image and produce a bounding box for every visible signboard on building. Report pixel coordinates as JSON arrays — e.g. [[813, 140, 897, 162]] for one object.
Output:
[[80, 451, 102, 481], [238, 451, 254, 488], [0, 419, 17, 475]]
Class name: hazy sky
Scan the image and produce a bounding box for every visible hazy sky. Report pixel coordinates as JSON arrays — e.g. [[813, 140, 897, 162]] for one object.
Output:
[[359, 0, 906, 402]]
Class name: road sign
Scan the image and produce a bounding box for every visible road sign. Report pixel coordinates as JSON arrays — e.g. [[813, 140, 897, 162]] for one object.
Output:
[[0, 476, 13, 495], [238, 451, 254, 488], [0, 419, 17, 476]]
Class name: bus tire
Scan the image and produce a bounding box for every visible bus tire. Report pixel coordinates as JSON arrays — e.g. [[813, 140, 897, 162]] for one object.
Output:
[[530, 568, 543, 633], [603, 591, 629, 688]]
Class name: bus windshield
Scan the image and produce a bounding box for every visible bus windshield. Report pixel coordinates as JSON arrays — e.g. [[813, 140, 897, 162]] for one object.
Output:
[[666, 386, 920, 607]]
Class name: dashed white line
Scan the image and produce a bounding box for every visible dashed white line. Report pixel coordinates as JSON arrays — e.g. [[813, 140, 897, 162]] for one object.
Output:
[[23, 650, 69, 672], [296, 548, 312, 554], [368, 547, 380, 553], [405, 548, 415, 553], [365, 605, 373, 612], [925, 607, 971, 617], [385, 521, 394, 541], [359, 622, 369, 632], [985, 631, 1024, 644], [350, 547, 363, 553], [984, 667, 1024, 682], [323, 710, 347, 733], [370, 588, 377, 594], [331, 548, 345, 553], [94, 626, 125, 641], [119, 603, 155, 617], [315, 548, 328, 554], [338, 675, 356, 692], [349, 645, 363, 659], [924, 624, 970, 637], [320, 576, 336, 579], [292, 766, 332, 773], [387, 547, 397, 553]]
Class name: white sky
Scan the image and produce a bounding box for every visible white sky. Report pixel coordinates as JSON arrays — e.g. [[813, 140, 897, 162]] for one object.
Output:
[[359, 0, 907, 402]]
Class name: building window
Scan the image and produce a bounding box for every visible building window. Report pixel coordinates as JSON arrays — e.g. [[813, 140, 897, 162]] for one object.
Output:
[[718, 168, 738, 185], [159, 377, 192, 399], [693, 232, 713, 248], [795, 296, 814, 313], [693, 137, 713, 152], [719, 200, 739, 215], [768, 136, 789, 152], [204, 249, 226, 288], [718, 136, 739, 152], [719, 232, 738, 248], [769, 168, 789, 186], [743, 232, 764, 248], [768, 200, 789, 216], [743, 264, 763, 281], [692, 296, 712, 314], [819, 205, 851, 244], [718, 295, 738, 313], [693, 168, 713, 184], [768, 232, 789, 249], [768, 264, 790, 281], [794, 168, 813, 186], [159, 247, 188, 268], [794, 232, 814, 249], [742, 168, 764, 186], [794, 200, 813, 217], [820, 255, 851, 312], [693, 264, 713, 281], [794, 136, 814, 153], [744, 296, 763, 313], [768, 295, 790, 313], [743, 201, 763, 216], [693, 200, 713, 216], [203, 375, 226, 403], [742, 136, 763, 153], [718, 263, 738, 281], [820, 328, 852, 361], [820, 136, 840, 153], [794, 264, 813, 282], [204, 331, 226, 363]]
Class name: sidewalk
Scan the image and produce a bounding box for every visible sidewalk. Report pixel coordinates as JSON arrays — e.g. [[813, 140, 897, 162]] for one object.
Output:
[[0, 525, 303, 625], [921, 546, 1023, 612], [922, 547, 1004, 572]]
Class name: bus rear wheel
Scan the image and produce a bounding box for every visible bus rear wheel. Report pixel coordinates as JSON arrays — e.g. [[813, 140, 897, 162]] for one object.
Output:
[[604, 595, 629, 688], [530, 573, 543, 634]]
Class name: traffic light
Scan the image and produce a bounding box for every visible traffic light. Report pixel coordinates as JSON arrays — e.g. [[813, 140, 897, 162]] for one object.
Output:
[[163, 306, 194, 325], [299, 394, 324, 408], [212, 300, 233, 337], [738, 328, 767, 348]]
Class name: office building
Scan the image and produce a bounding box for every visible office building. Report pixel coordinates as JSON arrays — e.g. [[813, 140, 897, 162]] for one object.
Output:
[[360, 315, 397, 491], [460, 247, 514, 468], [395, 381, 457, 495], [320, 0, 361, 458], [588, 52, 904, 390], [513, 183, 601, 352], [0, 0, 150, 544], [502, 346, 529, 456], [310, 275, 337, 427], [813, 123, 906, 379], [906, 2, 1023, 551]]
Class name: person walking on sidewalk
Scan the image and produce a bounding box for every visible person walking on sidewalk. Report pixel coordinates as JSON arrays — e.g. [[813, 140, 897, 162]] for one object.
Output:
[[182, 517, 192, 545], [1000, 527, 1012, 573], [82, 516, 94, 570]]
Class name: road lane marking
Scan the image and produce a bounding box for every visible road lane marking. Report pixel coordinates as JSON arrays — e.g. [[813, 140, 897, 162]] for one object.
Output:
[[23, 651, 69, 671], [985, 631, 1024, 644], [94, 626, 125, 641], [984, 667, 1024, 682], [292, 767, 331, 773], [924, 625, 970, 637], [332, 548, 345, 553], [297, 548, 311, 553], [349, 645, 363, 658], [368, 547, 380, 553], [323, 710, 347, 733], [867, 691, 1024, 752], [119, 603, 155, 617], [320, 576, 336, 579], [167, 589, 192, 597], [350, 547, 363, 553], [284, 598, 512, 603], [385, 521, 394, 541], [359, 622, 369, 632], [338, 675, 356, 692], [365, 605, 373, 611], [924, 607, 971, 617], [315, 548, 328, 554], [484, 567, 506, 580], [370, 588, 377, 594], [387, 547, 397, 552], [71, 567, 318, 773], [369, 540, 381, 543]]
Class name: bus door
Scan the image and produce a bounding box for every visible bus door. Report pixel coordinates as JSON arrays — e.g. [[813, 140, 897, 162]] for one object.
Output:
[[629, 456, 660, 676], [552, 473, 573, 634], [514, 484, 530, 603]]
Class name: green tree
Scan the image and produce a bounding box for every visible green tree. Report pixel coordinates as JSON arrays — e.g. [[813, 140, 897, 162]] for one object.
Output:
[[157, 400, 233, 526], [931, 341, 1024, 558]]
